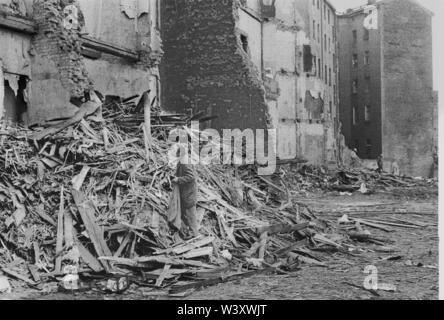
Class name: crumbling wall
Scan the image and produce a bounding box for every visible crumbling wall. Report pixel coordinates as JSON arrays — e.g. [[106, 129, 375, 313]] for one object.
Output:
[[30, 0, 93, 124], [0, 0, 33, 16], [161, 0, 269, 131], [381, 0, 436, 177]]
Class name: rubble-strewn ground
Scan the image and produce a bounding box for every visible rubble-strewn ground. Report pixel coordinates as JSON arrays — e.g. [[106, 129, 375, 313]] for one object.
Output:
[[3, 191, 437, 301]]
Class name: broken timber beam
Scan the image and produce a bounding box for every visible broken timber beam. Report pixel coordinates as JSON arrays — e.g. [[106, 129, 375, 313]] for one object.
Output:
[[72, 190, 113, 272]]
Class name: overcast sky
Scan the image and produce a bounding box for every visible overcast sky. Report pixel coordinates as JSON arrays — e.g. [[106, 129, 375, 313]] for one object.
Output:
[[329, 0, 442, 92]]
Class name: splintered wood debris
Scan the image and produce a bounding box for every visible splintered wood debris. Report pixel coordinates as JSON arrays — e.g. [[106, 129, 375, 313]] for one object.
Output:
[[0, 94, 437, 295]]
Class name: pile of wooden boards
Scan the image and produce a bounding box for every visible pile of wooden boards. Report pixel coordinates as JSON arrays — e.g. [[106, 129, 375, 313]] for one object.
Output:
[[0, 96, 436, 294]]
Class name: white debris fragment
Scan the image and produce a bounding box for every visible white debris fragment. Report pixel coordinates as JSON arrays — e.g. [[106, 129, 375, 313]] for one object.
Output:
[[221, 250, 233, 261], [0, 276, 12, 294], [338, 214, 350, 224]]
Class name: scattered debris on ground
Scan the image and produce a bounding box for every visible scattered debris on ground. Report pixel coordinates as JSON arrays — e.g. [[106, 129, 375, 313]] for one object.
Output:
[[0, 94, 438, 297]]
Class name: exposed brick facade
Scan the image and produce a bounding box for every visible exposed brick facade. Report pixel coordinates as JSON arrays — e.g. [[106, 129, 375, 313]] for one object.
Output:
[[33, 0, 93, 99], [161, 0, 269, 131]]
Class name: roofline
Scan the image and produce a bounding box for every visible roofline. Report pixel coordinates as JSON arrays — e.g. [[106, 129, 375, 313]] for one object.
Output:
[[324, 0, 336, 12], [337, 0, 434, 17]]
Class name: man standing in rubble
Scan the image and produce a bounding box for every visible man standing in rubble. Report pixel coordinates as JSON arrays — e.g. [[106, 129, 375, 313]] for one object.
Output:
[[172, 146, 200, 238], [377, 154, 384, 173]]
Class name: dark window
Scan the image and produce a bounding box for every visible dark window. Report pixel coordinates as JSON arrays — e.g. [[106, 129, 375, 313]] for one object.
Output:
[[364, 51, 370, 65], [365, 76, 370, 93], [352, 54, 358, 68], [313, 20, 316, 39], [329, 101, 332, 114], [329, 68, 332, 86], [363, 28, 369, 41], [365, 105, 371, 122], [328, 10, 331, 24], [318, 58, 321, 78], [352, 79, 358, 94], [325, 65, 328, 84], [317, 0, 320, 9], [324, 34, 327, 49], [313, 55, 317, 73], [353, 107, 357, 126], [303, 45, 313, 72], [317, 24, 320, 42], [352, 30, 357, 43], [240, 34, 249, 53]]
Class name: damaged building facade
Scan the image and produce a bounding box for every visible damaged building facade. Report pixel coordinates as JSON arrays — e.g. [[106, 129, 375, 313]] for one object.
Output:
[[1, 0, 162, 126], [2, 0, 437, 175], [338, 0, 438, 177], [161, 0, 340, 164]]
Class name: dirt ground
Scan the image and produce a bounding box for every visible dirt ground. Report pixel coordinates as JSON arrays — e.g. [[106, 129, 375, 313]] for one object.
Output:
[[2, 191, 439, 301]]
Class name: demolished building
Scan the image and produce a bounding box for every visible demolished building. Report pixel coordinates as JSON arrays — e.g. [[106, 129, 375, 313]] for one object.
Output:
[[1, 0, 438, 176], [161, 0, 340, 165], [1, 0, 162, 126], [338, 0, 438, 177]]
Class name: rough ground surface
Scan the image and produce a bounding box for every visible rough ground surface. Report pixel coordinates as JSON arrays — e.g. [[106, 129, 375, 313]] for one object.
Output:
[[2, 191, 438, 301]]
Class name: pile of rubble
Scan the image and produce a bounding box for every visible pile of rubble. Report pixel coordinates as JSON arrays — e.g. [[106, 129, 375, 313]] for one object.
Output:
[[0, 94, 437, 296], [280, 164, 437, 198]]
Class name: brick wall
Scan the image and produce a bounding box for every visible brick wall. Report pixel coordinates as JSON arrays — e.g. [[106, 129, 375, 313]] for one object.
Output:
[[161, 0, 269, 131], [33, 0, 93, 99]]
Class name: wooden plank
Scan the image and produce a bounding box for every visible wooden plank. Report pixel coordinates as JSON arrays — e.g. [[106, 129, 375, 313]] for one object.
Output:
[[30, 94, 102, 140], [72, 190, 112, 272], [257, 222, 309, 236], [72, 166, 91, 191], [100, 256, 217, 269], [169, 268, 276, 293], [258, 176, 286, 193], [172, 237, 215, 255], [74, 233, 104, 273], [155, 265, 171, 287], [258, 232, 268, 261], [64, 208, 74, 248], [358, 218, 421, 229], [27, 265, 41, 283], [1, 267, 36, 286], [181, 247, 213, 259], [352, 219, 394, 233], [55, 187, 64, 273], [113, 232, 132, 258]]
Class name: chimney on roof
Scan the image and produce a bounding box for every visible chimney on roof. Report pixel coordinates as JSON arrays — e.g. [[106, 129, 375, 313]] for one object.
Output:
[[367, 0, 376, 5]]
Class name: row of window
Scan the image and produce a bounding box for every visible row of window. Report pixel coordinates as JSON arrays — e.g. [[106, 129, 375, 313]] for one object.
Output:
[[312, 56, 333, 86], [352, 105, 371, 125], [352, 76, 371, 94], [352, 51, 370, 68], [312, 21, 334, 53], [312, 0, 333, 26], [353, 28, 370, 42]]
